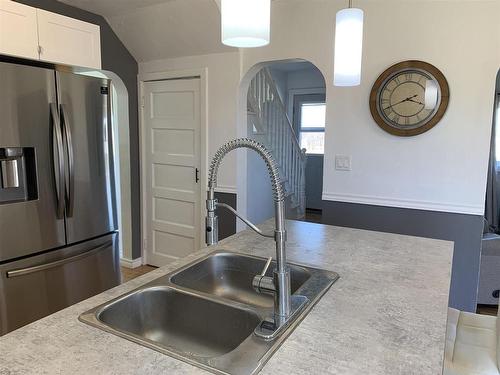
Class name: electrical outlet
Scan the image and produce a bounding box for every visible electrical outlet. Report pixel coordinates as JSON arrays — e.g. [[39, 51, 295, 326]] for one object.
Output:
[[335, 155, 352, 171]]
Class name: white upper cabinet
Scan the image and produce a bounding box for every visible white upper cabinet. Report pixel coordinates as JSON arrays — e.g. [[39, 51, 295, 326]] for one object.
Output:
[[37, 9, 101, 69], [0, 1, 39, 60], [0, 1, 101, 69]]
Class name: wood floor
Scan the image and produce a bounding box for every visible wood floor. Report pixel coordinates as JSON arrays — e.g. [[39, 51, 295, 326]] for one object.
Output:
[[477, 304, 499, 316], [303, 208, 322, 224], [121, 265, 157, 283]]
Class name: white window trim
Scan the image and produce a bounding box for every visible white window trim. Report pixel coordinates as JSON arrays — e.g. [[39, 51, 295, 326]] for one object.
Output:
[[295, 96, 327, 155], [287, 87, 327, 121]]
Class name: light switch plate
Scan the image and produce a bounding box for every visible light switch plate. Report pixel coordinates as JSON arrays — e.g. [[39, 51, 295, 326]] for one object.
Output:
[[335, 155, 352, 171]]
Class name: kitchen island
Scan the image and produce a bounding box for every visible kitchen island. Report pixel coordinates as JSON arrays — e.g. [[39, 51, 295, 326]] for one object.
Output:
[[0, 220, 453, 375]]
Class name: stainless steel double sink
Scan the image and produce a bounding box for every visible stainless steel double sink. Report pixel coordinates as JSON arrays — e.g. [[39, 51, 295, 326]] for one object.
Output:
[[79, 251, 339, 374]]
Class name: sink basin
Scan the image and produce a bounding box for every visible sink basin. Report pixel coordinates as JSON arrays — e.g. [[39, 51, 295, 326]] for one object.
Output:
[[80, 251, 339, 375], [170, 252, 311, 308], [97, 287, 261, 358]]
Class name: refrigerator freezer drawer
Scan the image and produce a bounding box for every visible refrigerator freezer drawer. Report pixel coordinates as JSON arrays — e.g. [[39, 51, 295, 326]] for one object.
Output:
[[0, 233, 120, 335]]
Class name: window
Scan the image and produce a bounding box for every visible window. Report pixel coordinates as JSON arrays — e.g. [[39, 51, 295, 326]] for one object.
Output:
[[299, 102, 326, 154]]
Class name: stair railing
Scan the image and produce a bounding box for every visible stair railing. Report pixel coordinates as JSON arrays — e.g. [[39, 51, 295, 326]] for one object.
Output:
[[247, 67, 307, 216]]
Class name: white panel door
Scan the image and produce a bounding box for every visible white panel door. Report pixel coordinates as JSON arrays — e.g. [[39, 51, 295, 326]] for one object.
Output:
[[0, 0, 39, 60], [143, 79, 201, 266], [36, 9, 101, 69]]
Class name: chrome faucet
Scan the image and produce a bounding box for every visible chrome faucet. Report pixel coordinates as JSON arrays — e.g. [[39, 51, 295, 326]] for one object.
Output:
[[205, 138, 308, 339]]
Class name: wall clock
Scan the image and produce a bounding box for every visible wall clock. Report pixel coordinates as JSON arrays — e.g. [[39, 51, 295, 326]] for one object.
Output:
[[369, 60, 449, 136]]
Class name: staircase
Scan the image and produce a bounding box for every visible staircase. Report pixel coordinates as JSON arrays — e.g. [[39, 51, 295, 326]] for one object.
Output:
[[247, 67, 307, 219]]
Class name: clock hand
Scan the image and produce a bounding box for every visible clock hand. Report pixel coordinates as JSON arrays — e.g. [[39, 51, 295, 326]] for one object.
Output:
[[383, 94, 419, 110], [384, 99, 408, 110], [407, 98, 424, 106]]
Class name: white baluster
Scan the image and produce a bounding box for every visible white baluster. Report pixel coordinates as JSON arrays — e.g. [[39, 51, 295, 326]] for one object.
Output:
[[279, 109, 283, 170], [266, 97, 272, 145], [247, 67, 311, 215]]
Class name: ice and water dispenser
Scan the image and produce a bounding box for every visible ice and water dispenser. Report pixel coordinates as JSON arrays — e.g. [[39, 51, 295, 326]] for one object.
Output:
[[0, 147, 37, 204]]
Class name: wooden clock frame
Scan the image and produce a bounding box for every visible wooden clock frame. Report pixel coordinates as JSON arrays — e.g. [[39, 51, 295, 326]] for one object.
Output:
[[369, 60, 450, 137]]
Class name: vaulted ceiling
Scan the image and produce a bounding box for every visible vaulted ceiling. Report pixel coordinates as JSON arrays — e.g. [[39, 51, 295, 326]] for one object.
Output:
[[59, 0, 235, 62]]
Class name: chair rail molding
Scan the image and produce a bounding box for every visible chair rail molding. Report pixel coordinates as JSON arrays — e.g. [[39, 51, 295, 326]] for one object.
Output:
[[322, 192, 484, 215], [214, 185, 238, 194]]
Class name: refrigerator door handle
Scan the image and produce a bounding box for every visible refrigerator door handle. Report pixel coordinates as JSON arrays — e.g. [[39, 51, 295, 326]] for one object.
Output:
[[50, 103, 65, 219], [6, 240, 113, 278], [60, 104, 75, 218]]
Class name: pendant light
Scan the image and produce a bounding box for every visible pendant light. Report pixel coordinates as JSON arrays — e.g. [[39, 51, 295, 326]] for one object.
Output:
[[221, 0, 271, 48], [333, 0, 364, 86]]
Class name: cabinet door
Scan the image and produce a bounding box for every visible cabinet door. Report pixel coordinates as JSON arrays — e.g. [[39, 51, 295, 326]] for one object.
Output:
[[0, 0, 39, 60], [37, 9, 101, 69]]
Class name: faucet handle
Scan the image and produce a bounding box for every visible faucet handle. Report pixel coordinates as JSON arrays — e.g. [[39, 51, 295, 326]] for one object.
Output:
[[260, 257, 272, 276], [253, 257, 275, 295]]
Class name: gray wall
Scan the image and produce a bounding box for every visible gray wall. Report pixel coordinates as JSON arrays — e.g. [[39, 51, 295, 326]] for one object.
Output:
[[305, 155, 323, 210], [14, 0, 141, 259], [321, 200, 483, 312], [268, 68, 287, 104], [214, 192, 237, 240]]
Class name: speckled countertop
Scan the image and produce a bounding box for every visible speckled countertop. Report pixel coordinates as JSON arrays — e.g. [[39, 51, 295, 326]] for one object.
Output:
[[0, 220, 453, 375]]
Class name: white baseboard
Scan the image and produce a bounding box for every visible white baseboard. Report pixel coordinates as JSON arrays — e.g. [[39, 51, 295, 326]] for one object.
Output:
[[120, 257, 143, 269], [322, 192, 484, 216]]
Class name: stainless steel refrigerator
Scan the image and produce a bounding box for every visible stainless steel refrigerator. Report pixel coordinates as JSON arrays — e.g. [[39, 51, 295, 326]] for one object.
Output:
[[0, 60, 120, 335]]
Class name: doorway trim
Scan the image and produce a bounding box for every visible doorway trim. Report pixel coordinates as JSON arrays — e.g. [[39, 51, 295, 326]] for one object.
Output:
[[79, 70, 135, 269], [138, 68, 208, 264]]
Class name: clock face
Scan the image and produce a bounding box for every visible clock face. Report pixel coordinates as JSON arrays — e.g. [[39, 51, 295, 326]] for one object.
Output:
[[369, 61, 449, 137], [377, 69, 440, 130]]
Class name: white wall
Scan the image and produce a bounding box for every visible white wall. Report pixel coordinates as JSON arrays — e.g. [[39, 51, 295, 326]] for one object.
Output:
[[139, 52, 240, 194], [139, 0, 500, 219], [110, 77, 133, 262], [240, 0, 500, 216]]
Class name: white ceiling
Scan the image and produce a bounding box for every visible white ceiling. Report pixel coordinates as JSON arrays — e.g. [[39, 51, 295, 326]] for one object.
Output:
[[59, 0, 177, 17], [59, 0, 236, 62]]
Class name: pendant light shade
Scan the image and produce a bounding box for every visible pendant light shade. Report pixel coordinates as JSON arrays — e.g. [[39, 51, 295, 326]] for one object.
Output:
[[333, 7, 364, 86], [221, 0, 271, 48]]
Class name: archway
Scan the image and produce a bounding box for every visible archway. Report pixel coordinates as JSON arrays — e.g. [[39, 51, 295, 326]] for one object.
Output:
[[77, 69, 133, 265], [237, 59, 327, 226]]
